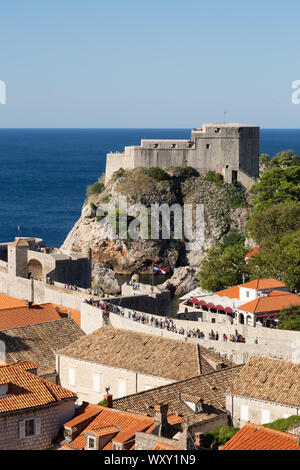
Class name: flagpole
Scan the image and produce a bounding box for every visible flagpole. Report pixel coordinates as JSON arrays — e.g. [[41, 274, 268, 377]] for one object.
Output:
[[152, 263, 154, 287]]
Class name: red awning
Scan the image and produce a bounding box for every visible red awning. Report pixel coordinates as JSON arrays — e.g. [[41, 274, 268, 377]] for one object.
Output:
[[191, 298, 200, 305], [224, 307, 233, 314], [207, 302, 216, 309], [256, 312, 277, 319], [198, 300, 207, 306], [215, 304, 225, 311]]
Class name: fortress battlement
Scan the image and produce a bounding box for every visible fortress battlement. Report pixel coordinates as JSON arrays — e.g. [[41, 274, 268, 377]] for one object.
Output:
[[105, 123, 260, 189]]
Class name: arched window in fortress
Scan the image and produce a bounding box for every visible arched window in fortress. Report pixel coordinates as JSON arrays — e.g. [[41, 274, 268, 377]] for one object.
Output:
[[27, 259, 44, 281]]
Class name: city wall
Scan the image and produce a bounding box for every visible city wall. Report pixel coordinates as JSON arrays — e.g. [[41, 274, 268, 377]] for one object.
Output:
[[80, 303, 300, 364]]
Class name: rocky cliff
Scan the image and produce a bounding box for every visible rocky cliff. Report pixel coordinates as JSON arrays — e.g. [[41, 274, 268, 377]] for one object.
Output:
[[61, 167, 251, 292]]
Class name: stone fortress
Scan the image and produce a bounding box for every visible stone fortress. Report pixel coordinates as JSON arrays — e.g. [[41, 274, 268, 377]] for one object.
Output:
[[0, 237, 91, 301], [105, 123, 260, 189]]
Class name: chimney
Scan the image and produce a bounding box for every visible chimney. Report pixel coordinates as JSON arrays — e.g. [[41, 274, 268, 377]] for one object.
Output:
[[104, 393, 113, 408], [26, 300, 33, 309], [154, 403, 169, 437], [177, 421, 189, 450]]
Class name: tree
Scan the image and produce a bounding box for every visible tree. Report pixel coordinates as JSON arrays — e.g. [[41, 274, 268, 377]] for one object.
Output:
[[222, 231, 245, 251], [259, 153, 271, 167], [250, 166, 300, 211], [277, 305, 300, 331], [247, 201, 300, 245], [248, 229, 300, 291], [270, 150, 300, 168], [202, 426, 240, 449], [198, 244, 249, 292]]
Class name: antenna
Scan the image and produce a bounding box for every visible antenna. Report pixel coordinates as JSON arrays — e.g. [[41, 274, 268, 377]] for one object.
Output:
[[224, 111, 227, 123]]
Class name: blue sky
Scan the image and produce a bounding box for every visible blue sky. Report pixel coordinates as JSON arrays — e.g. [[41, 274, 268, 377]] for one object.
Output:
[[0, 0, 299, 128]]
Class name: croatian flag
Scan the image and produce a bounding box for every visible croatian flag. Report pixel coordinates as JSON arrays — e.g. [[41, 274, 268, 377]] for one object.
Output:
[[153, 264, 166, 274]]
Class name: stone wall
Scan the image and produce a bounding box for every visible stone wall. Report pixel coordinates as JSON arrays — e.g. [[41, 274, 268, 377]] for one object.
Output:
[[0, 399, 75, 450], [105, 125, 259, 187], [80, 303, 300, 365], [226, 394, 300, 427], [109, 290, 170, 316], [56, 354, 172, 405]]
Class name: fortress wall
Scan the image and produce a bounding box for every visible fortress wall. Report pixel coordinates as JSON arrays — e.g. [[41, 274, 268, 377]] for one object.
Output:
[[238, 169, 256, 190], [43, 286, 84, 310], [133, 148, 186, 169], [105, 151, 135, 183], [108, 290, 170, 316], [6, 277, 45, 303], [80, 303, 300, 364], [104, 125, 260, 187]]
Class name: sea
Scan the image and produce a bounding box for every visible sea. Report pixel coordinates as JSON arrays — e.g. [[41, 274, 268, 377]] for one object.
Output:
[[0, 128, 299, 248]]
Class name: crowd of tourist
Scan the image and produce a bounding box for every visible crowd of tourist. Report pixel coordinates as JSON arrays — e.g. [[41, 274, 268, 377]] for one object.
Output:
[[83, 299, 249, 343]]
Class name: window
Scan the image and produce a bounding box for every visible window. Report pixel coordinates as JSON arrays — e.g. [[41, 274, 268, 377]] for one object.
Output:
[[171, 143, 176, 148], [215, 128, 220, 133], [69, 368, 75, 386], [25, 419, 35, 437], [240, 405, 248, 421], [246, 291, 249, 298], [88, 437, 96, 449], [93, 374, 100, 393], [206, 144, 211, 149], [19, 418, 41, 439], [261, 409, 270, 423], [118, 380, 126, 397], [153, 144, 158, 148]]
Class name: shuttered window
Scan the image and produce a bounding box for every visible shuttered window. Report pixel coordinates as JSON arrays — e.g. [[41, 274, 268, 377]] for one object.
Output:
[[19, 418, 41, 438], [69, 368, 76, 386], [93, 374, 100, 393], [118, 380, 126, 398]]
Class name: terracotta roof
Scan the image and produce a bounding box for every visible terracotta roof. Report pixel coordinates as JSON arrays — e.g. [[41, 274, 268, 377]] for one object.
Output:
[[0, 361, 77, 414], [114, 365, 243, 426], [0, 360, 38, 371], [227, 356, 300, 407], [90, 426, 119, 437], [153, 442, 181, 450], [216, 286, 240, 299], [222, 422, 300, 450], [241, 278, 287, 290], [57, 327, 231, 382], [0, 294, 26, 309], [0, 303, 64, 330], [0, 300, 81, 330], [50, 303, 81, 327], [238, 293, 300, 314], [245, 246, 260, 259], [0, 318, 85, 376], [64, 402, 100, 429], [60, 404, 157, 450]]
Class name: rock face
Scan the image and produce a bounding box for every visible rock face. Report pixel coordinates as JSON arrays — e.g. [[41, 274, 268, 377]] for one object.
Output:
[[157, 266, 200, 297], [61, 167, 252, 293], [91, 261, 121, 295]]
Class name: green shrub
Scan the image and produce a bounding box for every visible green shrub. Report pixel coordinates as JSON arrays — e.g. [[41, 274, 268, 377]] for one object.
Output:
[[222, 231, 245, 251], [263, 415, 300, 432], [113, 167, 126, 179], [86, 178, 105, 198], [205, 171, 224, 187], [90, 202, 97, 210], [98, 398, 108, 407], [202, 426, 240, 449], [226, 182, 244, 208], [147, 167, 169, 182], [180, 166, 199, 179]]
